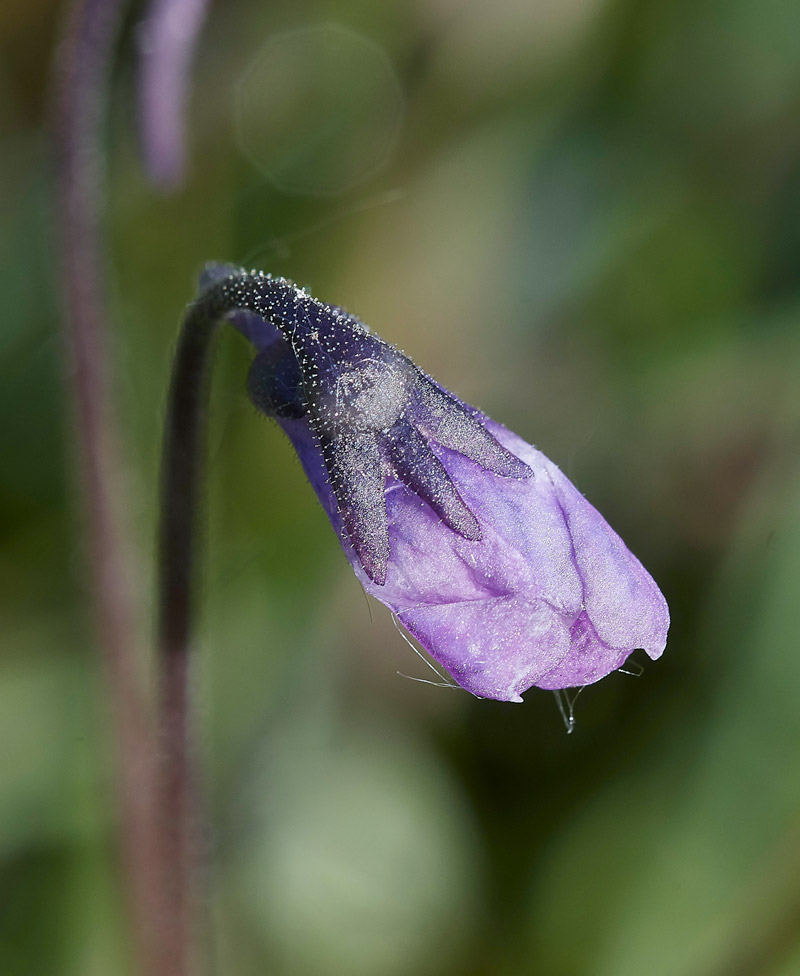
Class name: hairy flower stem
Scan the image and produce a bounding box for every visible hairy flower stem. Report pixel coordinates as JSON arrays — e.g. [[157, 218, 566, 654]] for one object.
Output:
[[159, 273, 286, 968], [159, 282, 267, 665], [158, 287, 242, 976], [53, 0, 165, 973]]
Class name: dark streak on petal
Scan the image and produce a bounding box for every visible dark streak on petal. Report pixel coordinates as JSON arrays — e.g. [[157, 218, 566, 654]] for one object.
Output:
[[319, 429, 389, 585], [414, 380, 532, 480], [387, 420, 481, 541]]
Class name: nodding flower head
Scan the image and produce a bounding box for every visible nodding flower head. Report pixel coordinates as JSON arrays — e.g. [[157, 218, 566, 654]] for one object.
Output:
[[204, 266, 669, 703]]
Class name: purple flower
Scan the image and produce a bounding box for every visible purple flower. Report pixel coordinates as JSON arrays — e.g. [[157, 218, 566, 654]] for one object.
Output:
[[214, 269, 669, 703]]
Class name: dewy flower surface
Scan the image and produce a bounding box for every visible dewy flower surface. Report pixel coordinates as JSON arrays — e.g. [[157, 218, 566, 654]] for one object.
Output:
[[206, 267, 669, 703]]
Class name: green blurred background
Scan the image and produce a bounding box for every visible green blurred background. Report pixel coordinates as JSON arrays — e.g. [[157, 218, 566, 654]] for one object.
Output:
[[3, 0, 800, 973]]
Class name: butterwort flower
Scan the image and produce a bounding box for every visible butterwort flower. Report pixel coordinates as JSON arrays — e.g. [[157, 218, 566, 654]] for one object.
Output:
[[205, 267, 669, 702]]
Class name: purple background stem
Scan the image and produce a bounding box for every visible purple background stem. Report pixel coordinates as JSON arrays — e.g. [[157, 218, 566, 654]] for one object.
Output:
[[53, 0, 168, 973], [137, 0, 211, 187]]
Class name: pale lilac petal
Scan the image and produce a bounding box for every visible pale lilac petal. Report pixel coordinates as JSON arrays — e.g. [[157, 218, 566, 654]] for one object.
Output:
[[399, 598, 573, 703], [541, 455, 669, 658], [277, 412, 668, 702], [533, 612, 634, 691]]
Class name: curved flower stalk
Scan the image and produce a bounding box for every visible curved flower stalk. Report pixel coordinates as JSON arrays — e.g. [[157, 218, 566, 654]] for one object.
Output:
[[165, 266, 669, 704]]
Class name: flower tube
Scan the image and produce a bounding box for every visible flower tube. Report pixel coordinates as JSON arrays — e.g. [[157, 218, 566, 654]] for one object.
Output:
[[204, 267, 669, 702]]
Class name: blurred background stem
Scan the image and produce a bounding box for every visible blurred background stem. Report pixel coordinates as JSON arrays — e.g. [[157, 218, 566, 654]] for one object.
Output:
[[52, 0, 165, 973]]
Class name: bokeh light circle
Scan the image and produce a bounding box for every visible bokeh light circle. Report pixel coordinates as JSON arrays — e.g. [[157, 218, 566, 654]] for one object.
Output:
[[235, 24, 405, 196]]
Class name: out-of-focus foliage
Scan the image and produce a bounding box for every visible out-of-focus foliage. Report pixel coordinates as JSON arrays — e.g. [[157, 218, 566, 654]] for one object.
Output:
[[2, 0, 800, 973]]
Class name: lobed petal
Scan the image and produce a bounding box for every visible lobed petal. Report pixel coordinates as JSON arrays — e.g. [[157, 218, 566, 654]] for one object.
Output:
[[281, 412, 668, 701]]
